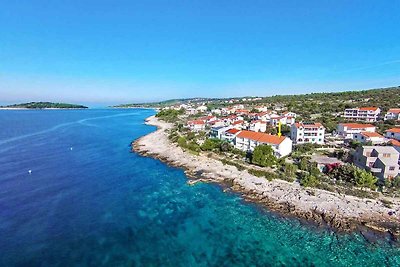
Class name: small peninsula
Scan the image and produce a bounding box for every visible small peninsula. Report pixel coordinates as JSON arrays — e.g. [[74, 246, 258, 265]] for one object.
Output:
[[0, 102, 88, 109]]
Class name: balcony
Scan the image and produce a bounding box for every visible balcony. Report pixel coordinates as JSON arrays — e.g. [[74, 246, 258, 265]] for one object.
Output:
[[370, 167, 382, 173]]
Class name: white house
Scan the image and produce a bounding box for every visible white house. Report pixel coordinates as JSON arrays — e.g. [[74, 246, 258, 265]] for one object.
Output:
[[234, 130, 292, 158], [249, 120, 267, 132], [187, 120, 205, 132], [221, 128, 241, 143], [385, 128, 400, 141], [290, 122, 325, 145], [196, 105, 208, 113], [384, 108, 400, 121], [231, 120, 246, 130], [343, 107, 381, 122], [210, 126, 233, 139], [353, 131, 385, 144], [354, 146, 400, 180], [336, 123, 376, 139]]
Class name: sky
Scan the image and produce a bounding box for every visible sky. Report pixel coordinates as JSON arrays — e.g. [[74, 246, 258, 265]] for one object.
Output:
[[1, 0, 400, 106]]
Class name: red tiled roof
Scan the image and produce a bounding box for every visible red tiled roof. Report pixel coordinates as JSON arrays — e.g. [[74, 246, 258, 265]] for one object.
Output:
[[340, 123, 375, 129], [226, 128, 240, 134], [294, 122, 324, 128], [232, 120, 244, 125], [390, 139, 400, 147], [360, 131, 383, 138], [359, 107, 379, 111], [388, 108, 400, 113], [188, 120, 205, 125], [386, 128, 400, 133], [236, 130, 286, 145]]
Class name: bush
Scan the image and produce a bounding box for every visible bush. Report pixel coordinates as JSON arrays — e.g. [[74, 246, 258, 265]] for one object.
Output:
[[201, 138, 222, 151], [251, 145, 277, 167], [300, 173, 319, 187]]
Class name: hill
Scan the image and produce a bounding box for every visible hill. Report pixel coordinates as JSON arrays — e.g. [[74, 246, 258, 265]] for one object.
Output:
[[0, 102, 88, 109]]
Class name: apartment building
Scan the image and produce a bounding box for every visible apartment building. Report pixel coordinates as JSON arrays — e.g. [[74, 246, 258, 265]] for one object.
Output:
[[354, 146, 399, 180], [290, 122, 325, 145], [343, 107, 381, 122], [384, 108, 400, 121], [234, 130, 292, 158], [336, 123, 376, 139]]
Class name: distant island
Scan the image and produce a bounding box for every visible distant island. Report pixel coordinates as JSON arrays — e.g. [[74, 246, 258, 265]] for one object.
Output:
[[0, 102, 88, 109]]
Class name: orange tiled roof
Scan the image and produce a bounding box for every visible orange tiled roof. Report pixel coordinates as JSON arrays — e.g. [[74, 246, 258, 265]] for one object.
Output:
[[236, 130, 286, 145], [359, 107, 379, 111], [226, 128, 240, 134], [386, 128, 400, 133], [390, 139, 400, 146], [388, 108, 400, 113], [340, 123, 375, 129], [188, 120, 205, 125], [294, 122, 324, 128], [360, 131, 383, 138]]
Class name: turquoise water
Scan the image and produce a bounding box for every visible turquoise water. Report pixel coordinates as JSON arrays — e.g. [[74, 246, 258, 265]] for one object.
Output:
[[0, 109, 399, 266]]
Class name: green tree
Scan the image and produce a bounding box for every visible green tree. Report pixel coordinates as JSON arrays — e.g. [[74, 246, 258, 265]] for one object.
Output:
[[201, 138, 222, 151], [354, 168, 378, 190], [300, 174, 319, 187], [251, 145, 277, 167], [283, 163, 297, 178]]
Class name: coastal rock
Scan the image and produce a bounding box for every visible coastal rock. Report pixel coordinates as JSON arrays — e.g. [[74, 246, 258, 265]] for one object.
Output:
[[132, 116, 400, 237]]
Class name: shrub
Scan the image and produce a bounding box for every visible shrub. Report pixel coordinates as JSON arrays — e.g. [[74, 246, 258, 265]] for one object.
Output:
[[251, 145, 277, 167], [300, 174, 319, 187]]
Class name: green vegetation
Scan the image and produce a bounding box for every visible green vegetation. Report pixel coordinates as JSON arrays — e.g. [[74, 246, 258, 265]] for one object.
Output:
[[251, 145, 277, 167], [300, 173, 319, 187], [155, 109, 184, 122], [1, 102, 88, 109]]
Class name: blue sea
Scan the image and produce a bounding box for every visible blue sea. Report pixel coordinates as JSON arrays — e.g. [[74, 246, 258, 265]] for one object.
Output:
[[0, 109, 399, 266]]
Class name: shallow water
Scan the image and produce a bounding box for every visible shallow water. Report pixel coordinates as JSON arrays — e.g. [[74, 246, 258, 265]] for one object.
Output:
[[0, 109, 399, 266]]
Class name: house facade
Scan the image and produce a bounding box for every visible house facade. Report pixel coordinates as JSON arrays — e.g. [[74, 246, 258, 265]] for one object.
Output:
[[187, 120, 205, 132], [290, 122, 325, 145], [249, 120, 267, 132], [353, 131, 385, 144], [336, 123, 376, 139], [210, 126, 233, 139], [344, 107, 381, 122], [234, 130, 292, 158], [384, 108, 400, 121], [385, 128, 400, 141], [354, 146, 400, 180]]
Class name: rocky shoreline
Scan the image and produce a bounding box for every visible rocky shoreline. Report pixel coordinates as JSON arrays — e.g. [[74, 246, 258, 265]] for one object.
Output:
[[133, 115, 400, 238]]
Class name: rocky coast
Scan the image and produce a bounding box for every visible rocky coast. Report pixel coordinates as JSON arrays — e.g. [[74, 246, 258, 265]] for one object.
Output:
[[133, 116, 400, 237]]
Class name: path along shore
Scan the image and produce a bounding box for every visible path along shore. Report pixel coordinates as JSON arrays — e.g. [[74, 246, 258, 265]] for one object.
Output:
[[133, 116, 400, 236]]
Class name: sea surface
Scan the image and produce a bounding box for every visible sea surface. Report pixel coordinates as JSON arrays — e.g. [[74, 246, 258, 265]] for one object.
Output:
[[0, 109, 399, 267]]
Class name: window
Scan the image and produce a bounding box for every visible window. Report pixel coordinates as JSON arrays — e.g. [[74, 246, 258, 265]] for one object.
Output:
[[389, 166, 395, 171], [368, 162, 374, 167], [383, 153, 390, 158]]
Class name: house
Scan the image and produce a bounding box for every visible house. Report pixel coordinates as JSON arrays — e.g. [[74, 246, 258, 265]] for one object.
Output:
[[186, 108, 197, 115], [249, 120, 267, 132], [336, 123, 376, 139], [353, 131, 385, 144], [196, 105, 208, 113], [187, 120, 205, 132], [209, 119, 226, 127], [234, 130, 292, 158], [389, 139, 400, 164], [210, 126, 233, 139], [290, 122, 325, 145], [343, 107, 381, 122], [354, 146, 399, 180], [221, 128, 241, 143], [385, 128, 400, 141], [384, 108, 400, 121], [231, 120, 246, 130]]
